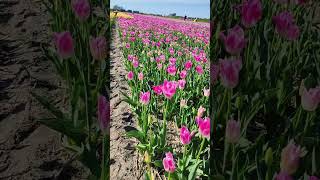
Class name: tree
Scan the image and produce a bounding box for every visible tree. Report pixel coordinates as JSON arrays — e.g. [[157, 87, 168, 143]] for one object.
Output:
[[113, 5, 124, 11]]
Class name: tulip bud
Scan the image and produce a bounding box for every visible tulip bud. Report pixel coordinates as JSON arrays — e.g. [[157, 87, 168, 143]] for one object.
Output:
[[225, 119, 241, 144], [265, 147, 273, 167], [280, 141, 302, 174]]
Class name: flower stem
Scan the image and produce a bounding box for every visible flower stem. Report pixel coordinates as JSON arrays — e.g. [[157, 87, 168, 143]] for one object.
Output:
[[196, 138, 206, 160]]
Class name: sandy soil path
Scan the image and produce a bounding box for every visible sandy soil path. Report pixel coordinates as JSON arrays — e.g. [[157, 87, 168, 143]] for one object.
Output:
[[109, 23, 144, 179], [0, 0, 88, 179]]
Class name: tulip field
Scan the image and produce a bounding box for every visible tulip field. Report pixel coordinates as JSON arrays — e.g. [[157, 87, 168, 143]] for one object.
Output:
[[33, 0, 110, 179], [115, 14, 210, 179], [210, 0, 320, 179]]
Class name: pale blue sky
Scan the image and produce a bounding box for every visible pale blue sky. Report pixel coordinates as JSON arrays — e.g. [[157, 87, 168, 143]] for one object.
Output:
[[110, 0, 210, 19]]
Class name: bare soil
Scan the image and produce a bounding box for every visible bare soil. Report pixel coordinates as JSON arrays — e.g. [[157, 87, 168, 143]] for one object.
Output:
[[109, 23, 144, 179], [0, 0, 88, 179]]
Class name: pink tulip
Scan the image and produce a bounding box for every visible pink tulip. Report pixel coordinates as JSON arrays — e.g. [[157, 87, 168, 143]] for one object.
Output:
[[128, 55, 134, 61], [71, 0, 90, 21], [140, 91, 150, 105], [273, 11, 300, 41], [219, 25, 246, 55], [219, 58, 242, 89], [162, 80, 178, 99], [178, 79, 186, 90], [167, 65, 177, 76], [275, 172, 293, 180], [180, 99, 187, 108], [180, 70, 187, 79], [196, 65, 204, 75], [157, 63, 163, 70], [152, 85, 163, 95], [203, 88, 210, 97], [127, 71, 134, 80], [126, 43, 130, 49], [138, 72, 144, 81], [169, 57, 176, 64], [163, 152, 176, 173], [198, 117, 210, 138], [185, 60, 193, 70], [98, 95, 109, 134], [309, 176, 320, 180], [299, 81, 320, 111], [53, 31, 74, 59], [241, 0, 262, 28], [133, 60, 139, 68], [89, 36, 107, 60], [197, 106, 206, 117], [280, 141, 302, 175], [225, 119, 241, 144], [180, 126, 192, 145]]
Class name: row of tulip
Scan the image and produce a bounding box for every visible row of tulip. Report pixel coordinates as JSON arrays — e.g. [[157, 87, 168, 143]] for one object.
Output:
[[34, 0, 110, 179], [116, 14, 211, 179], [211, 0, 320, 179]]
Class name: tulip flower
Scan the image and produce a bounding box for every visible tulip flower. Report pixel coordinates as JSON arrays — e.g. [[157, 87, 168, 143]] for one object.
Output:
[[280, 141, 302, 175], [197, 106, 206, 117], [71, 0, 90, 21], [299, 80, 320, 111], [89, 36, 107, 60], [127, 71, 134, 80], [196, 65, 204, 75], [167, 65, 177, 75], [180, 126, 192, 145], [152, 85, 163, 95], [138, 72, 144, 81], [241, 0, 262, 28], [273, 11, 300, 41], [219, 58, 242, 89], [162, 80, 178, 99], [98, 95, 110, 134], [198, 117, 210, 138], [180, 99, 187, 108], [185, 60, 193, 70], [178, 79, 186, 90], [163, 152, 176, 173], [219, 25, 246, 55], [180, 70, 187, 79], [140, 91, 150, 105], [53, 31, 74, 59], [309, 176, 320, 180], [275, 172, 293, 180], [225, 119, 241, 144], [203, 88, 210, 97]]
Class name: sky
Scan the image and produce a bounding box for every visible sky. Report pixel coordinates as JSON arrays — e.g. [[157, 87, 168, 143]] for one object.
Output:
[[110, 0, 210, 19]]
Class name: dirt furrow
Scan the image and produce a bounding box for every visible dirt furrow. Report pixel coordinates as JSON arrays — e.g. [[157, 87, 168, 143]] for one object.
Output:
[[110, 23, 143, 179]]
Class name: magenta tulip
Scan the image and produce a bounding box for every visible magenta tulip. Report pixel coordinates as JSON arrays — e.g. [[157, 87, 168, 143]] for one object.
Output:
[[163, 152, 176, 173], [98, 95, 109, 134], [180, 126, 192, 145], [219, 25, 246, 55], [198, 117, 210, 138], [89, 36, 107, 60], [71, 0, 90, 21], [162, 80, 178, 99], [241, 0, 262, 28], [219, 58, 242, 89], [53, 31, 74, 59], [280, 141, 302, 174], [139, 92, 150, 105], [273, 11, 300, 41]]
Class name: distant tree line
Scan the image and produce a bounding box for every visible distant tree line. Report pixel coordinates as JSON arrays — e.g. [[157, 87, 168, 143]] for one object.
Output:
[[111, 5, 209, 22]]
